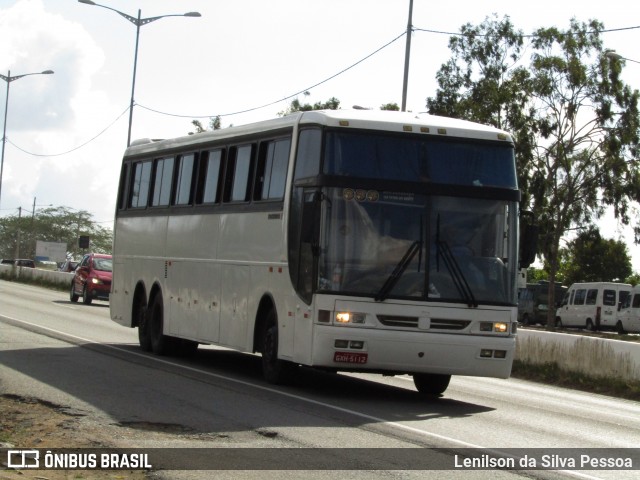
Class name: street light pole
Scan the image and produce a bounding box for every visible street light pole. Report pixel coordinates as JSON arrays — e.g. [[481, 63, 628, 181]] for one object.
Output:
[[78, 1, 201, 147], [604, 49, 640, 64], [0, 69, 54, 211], [401, 0, 413, 112]]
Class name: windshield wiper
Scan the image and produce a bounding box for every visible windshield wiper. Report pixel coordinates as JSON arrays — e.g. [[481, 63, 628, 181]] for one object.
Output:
[[436, 215, 478, 308], [375, 240, 421, 302]]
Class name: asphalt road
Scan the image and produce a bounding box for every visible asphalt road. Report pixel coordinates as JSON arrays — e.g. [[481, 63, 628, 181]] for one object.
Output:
[[1, 279, 639, 479]]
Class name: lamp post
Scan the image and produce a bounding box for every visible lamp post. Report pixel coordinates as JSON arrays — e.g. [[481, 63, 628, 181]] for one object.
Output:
[[604, 49, 640, 64], [0, 69, 54, 211], [78, 0, 201, 147], [401, 0, 413, 112]]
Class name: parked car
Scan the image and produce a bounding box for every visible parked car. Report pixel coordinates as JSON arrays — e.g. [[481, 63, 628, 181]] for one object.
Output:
[[1, 258, 14, 265], [70, 253, 112, 304], [14, 259, 35, 268], [59, 260, 79, 273], [518, 281, 567, 326], [555, 282, 632, 331], [617, 285, 640, 334]]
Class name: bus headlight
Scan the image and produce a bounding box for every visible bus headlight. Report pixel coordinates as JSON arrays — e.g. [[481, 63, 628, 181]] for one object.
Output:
[[494, 322, 508, 333], [335, 312, 366, 324], [480, 322, 509, 333]]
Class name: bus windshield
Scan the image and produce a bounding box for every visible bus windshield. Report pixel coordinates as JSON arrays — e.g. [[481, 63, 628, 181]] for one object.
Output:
[[314, 131, 519, 306], [317, 189, 517, 305]]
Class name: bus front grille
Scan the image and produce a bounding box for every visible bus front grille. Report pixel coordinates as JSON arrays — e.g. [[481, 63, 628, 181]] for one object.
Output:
[[377, 315, 470, 330]]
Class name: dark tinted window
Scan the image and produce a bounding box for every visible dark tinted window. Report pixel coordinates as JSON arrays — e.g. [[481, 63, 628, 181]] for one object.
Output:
[[197, 149, 223, 204], [294, 129, 322, 180], [230, 145, 254, 202], [323, 131, 516, 188], [633, 294, 640, 309], [573, 289, 586, 305], [175, 153, 195, 206], [603, 289, 616, 306], [151, 156, 175, 207], [256, 138, 290, 200], [586, 289, 599, 305], [130, 161, 152, 208]]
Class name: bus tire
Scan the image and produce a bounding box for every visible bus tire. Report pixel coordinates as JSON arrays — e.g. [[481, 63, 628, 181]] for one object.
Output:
[[261, 310, 295, 384], [586, 318, 595, 331], [616, 321, 626, 335], [135, 295, 152, 352], [413, 373, 451, 396], [555, 318, 563, 329], [70, 281, 79, 303], [149, 293, 173, 356]]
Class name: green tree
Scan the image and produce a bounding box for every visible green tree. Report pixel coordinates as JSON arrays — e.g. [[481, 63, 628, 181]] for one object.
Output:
[[278, 92, 340, 116], [427, 15, 640, 328], [560, 227, 632, 284], [0, 206, 113, 260], [380, 103, 400, 111], [189, 115, 222, 134]]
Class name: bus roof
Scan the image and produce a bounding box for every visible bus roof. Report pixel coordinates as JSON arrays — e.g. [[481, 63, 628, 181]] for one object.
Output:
[[125, 109, 513, 157]]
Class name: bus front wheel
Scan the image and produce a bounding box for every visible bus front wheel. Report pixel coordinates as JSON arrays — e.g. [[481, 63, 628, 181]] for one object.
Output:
[[261, 311, 295, 384], [413, 373, 451, 396]]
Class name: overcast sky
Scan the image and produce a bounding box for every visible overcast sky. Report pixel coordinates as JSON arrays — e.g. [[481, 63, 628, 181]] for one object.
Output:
[[0, 0, 638, 268]]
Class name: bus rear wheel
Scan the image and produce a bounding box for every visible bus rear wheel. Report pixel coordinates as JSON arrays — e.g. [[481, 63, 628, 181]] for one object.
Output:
[[413, 373, 451, 396], [135, 295, 152, 352], [149, 293, 173, 356], [261, 310, 295, 384]]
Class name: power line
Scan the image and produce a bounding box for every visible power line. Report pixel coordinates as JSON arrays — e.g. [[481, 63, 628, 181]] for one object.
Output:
[[137, 30, 408, 119], [414, 24, 640, 38], [6, 105, 130, 157]]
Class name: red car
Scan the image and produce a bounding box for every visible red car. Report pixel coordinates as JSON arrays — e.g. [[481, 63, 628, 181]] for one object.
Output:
[[70, 253, 112, 304]]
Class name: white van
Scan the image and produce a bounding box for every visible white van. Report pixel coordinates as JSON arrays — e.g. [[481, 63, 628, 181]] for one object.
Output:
[[617, 285, 640, 334], [555, 282, 632, 330]]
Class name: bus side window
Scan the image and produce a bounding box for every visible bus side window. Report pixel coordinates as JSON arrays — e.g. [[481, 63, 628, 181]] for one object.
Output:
[[196, 149, 224, 204], [117, 163, 129, 210], [225, 144, 255, 203], [255, 138, 291, 201], [129, 160, 152, 208], [174, 153, 196, 206], [294, 129, 322, 180], [151, 156, 175, 207]]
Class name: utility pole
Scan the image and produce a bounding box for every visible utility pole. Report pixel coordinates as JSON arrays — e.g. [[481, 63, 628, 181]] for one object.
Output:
[[14, 206, 22, 259], [401, 0, 414, 111]]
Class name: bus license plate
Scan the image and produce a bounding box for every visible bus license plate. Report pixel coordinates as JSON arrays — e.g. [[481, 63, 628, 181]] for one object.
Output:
[[334, 352, 368, 364]]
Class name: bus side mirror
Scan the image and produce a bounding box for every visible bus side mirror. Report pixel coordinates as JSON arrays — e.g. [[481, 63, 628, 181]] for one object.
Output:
[[519, 223, 539, 269]]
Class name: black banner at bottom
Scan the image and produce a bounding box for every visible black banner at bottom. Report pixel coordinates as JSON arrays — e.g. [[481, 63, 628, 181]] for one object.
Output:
[[2, 448, 639, 471]]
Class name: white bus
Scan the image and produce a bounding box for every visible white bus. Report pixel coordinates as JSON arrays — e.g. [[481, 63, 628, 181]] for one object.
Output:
[[110, 109, 532, 395]]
